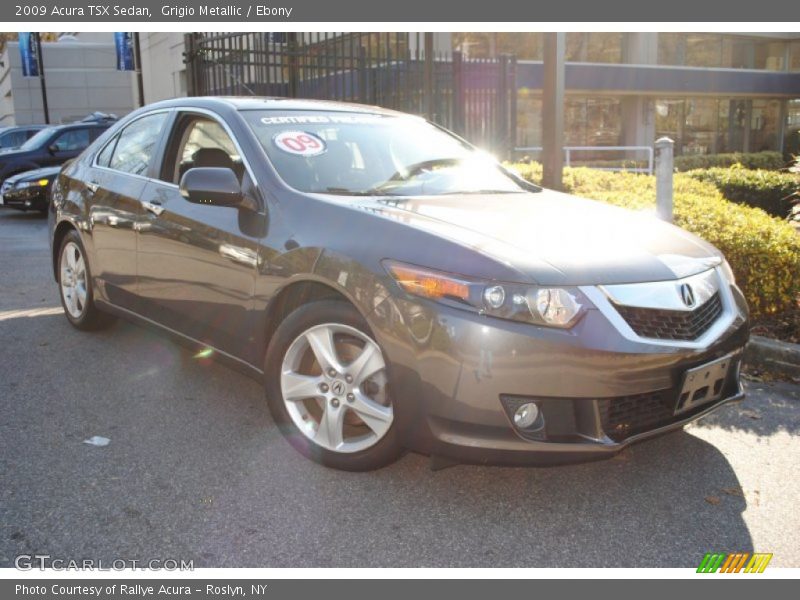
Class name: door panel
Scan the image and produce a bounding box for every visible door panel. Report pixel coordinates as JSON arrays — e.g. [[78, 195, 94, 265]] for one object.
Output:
[[87, 168, 147, 309], [88, 112, 171, 310], [136, 182, 260, 359]]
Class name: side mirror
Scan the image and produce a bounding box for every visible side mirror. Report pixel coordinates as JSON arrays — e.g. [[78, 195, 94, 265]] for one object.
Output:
[[179, 167, 242, 207], [48, 143, 61, 155]]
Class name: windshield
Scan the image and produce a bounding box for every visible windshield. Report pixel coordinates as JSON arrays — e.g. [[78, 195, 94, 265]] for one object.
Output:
[[19, 127, 57, 151], [241, 110, 531, 196]]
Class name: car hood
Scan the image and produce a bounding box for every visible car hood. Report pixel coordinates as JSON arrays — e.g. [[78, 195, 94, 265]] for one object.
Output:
[[4, 165, 60, 185], [348, 190, 722, 286]]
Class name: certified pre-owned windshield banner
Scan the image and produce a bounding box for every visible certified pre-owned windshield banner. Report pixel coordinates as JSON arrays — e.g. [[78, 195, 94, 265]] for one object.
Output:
[[3, 0, 800, 22]]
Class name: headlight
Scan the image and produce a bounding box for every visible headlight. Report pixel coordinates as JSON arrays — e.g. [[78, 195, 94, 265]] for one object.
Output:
[[14, 179, 49, 190], [384, 260, 585, 328]]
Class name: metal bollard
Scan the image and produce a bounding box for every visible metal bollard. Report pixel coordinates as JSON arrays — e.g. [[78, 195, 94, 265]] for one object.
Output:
[[655, 137, 674, 222]]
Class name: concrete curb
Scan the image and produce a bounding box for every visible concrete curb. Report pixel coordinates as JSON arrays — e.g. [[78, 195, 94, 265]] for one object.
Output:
[[744, 335, 800, 379]]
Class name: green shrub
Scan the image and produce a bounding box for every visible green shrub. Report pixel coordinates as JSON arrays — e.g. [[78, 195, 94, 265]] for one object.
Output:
[[686, 166, 799, 218], [506, 162, 800, 318], [673, 151, 785, 172]]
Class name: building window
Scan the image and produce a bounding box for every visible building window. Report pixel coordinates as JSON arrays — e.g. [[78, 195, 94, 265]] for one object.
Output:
[[452, 33, 542, 60], [516, 90, 542, 148], [656, 97, 784, 155], [790, 42, 800, 72], [660, 34, 788, 70], [718, 100, 748, 153], [658, 34, 723, 67], [565, 96, 622, 147], [685, 34, 723, 68], [684, 98, 719, 154], [566, 33, 623, 63], [655, 99, 685, 150], [753, 41, 787, 71], [785, 99, 800, 156], [750, 99, 782, 152]]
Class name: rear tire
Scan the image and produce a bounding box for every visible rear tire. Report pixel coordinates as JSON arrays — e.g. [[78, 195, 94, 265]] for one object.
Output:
[[57, 230, 114, 331], [264, 300, 403, 471]]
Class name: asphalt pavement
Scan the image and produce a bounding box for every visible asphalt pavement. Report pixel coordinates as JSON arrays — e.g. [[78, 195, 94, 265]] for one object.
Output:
[[1, 209, 799, 568]]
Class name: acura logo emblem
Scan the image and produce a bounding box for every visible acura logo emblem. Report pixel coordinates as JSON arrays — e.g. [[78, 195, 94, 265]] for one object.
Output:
[[331, 380, 347, 396], [680, 283, 695, 307]]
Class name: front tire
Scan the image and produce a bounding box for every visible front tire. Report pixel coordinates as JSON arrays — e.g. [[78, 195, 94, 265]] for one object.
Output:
[[57, 230, 114, 330], [264, 300, 403, 471]]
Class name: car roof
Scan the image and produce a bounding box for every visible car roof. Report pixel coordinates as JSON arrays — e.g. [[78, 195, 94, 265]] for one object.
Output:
[[34, 121, 110, 133], [142, 96, 412, 118], [3, 124, 48, 131]]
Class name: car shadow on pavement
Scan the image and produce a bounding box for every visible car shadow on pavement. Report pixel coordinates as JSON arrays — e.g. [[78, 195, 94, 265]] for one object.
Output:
[[691, 380, 800, 437], [0, 314, 756, 569]]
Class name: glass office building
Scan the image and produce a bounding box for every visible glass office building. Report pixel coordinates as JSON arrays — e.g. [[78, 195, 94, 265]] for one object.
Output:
[[454, 32, 800, 157]]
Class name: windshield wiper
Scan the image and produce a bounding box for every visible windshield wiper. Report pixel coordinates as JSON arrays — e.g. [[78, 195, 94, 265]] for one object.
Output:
[[437, 189, 527, 195], [322, 187, 402, 197]]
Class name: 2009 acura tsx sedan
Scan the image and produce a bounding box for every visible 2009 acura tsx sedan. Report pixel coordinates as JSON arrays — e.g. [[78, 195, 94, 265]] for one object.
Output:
[[49, 97, 749, 470]]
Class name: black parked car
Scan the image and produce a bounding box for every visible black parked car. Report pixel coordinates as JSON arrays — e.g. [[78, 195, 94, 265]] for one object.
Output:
[[0, 165, 61, 213], [49, 98, 748, 471], [0, 120, 114, 183], [0, 125, 48, 150]]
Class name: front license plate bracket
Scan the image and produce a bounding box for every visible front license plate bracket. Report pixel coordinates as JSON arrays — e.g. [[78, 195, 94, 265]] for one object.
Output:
[[675, 354, 735, 414]]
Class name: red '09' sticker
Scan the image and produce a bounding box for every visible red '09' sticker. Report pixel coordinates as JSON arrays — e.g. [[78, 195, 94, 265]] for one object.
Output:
[[273, 131, 327, 156]]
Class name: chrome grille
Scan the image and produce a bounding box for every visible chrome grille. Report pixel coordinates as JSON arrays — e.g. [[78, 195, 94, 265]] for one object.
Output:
[[613, 292, 723, 341]]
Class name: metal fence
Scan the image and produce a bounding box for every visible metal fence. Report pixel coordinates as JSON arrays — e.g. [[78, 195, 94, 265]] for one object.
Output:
[[184, 33, 517, 156], [514, 145, 656, 174]]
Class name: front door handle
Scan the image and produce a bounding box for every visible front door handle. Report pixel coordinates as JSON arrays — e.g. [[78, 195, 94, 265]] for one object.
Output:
[[86, 181, 99, 194], [142, 199, 165, 216]]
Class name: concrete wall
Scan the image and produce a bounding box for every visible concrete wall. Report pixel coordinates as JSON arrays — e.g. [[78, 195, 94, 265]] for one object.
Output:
[[0, 34, 136, 126], [138, 33, 188, 103]]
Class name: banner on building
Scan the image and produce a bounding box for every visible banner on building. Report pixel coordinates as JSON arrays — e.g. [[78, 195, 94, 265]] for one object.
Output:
[[114, 32, 135, 71], [18, 32, 39, 77]]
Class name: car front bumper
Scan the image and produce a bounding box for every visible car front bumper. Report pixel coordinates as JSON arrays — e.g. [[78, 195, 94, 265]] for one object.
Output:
[[0, 187, 49, 211], [370, 272, 749, 466]]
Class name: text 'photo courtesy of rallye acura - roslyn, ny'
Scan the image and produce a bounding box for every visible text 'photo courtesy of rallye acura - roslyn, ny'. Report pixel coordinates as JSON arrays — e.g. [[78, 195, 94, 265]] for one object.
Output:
[[48, 97, 749, 471]]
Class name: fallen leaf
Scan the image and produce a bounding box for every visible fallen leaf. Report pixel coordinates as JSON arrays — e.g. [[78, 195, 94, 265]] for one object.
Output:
[[705, 496, 721, 505], [740, 409, 762, 420], [722, 487, 744, 497]]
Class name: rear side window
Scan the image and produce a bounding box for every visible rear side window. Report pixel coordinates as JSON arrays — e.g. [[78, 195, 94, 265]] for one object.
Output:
[[108, 112, 168, 176]]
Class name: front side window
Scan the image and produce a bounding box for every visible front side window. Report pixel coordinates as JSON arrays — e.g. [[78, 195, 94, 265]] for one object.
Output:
[[20, 127, 57, 151], [53, 128, 91, 152], [108, 112, 168, 176], [163, 116, 241, 185], [241, 111, 529, 196]]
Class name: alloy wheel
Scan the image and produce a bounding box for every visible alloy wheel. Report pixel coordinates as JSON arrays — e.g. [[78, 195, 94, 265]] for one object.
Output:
[[60, 241, 88, 319], [280, 323, 393, 453]]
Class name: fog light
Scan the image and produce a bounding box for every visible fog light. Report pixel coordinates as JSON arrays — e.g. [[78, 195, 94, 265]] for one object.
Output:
[[513, 402, 539, 429]]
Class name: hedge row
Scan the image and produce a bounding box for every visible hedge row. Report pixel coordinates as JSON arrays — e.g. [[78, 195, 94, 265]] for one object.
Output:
[[506, 162, 800, 318], [673, 151, 785, 172], [686, 167, 799, 218], [511, 151, 786, 173]]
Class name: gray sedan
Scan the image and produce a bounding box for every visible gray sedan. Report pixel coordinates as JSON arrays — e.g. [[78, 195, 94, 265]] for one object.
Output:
[[48, 97, 749, 470]]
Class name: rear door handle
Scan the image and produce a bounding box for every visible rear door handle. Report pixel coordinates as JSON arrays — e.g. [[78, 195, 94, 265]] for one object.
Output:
[[142, 199, 165, 216], [86, 181, 99, 194]]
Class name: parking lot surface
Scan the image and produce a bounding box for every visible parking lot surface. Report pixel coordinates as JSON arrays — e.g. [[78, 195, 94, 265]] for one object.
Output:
[[1, 210, 799, 567]]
